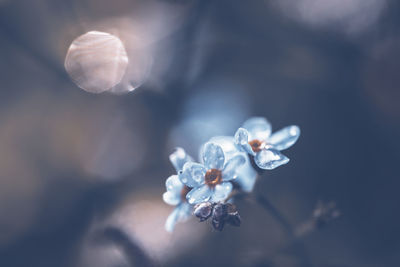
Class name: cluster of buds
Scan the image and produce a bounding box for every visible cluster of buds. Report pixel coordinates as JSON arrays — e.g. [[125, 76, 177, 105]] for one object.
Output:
[[313, 201, 341, 228], [194, 202, 241, 231]]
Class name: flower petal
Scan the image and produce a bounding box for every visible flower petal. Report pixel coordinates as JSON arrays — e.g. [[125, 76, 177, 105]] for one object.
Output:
[[268, 125, 300, 151], [242, 117, 272, 141], [169, 147, 192, 172], [179, 162, 207, 187], [165, 175, 183, 194], [222, 153, 246, 181], [177, 203, 192, 221], [202, 142, 225, 170], [186, 184, 212, 204], [209, 136, 238, 156], [165, 207, 180, 232], [163, 191, 180, 206], [211, 182, 233, 202], [255, 148, 289, 170], [234, 128, 255, 155], [164, 203, 191, 232], [234, 155, 258, 193]]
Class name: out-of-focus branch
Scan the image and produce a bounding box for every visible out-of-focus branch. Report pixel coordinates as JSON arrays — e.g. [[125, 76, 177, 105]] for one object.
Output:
[[295, 201, 341, 238], [255, 193, 296, 237], [252, 192, 313, 267], [0, 12, 69, 82], [237, 174, 340, 267], [95, 226, 156, 267], [230, 174, 314, 267]]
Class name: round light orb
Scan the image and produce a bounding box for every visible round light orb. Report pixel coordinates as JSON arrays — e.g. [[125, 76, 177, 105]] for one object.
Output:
[[65, 31, 129, 93]]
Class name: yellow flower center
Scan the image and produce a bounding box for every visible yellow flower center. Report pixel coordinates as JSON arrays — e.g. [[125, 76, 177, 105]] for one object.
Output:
[[205, 169, 222, 187], [249, 139, 264, 152]]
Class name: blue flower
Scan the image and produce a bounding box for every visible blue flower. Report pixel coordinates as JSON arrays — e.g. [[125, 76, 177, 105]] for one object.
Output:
[[163, 148, 193, 232], [207, 136, 258, 193], [180, 142, 246, 205], [169, 147, 193, 173], [234, 117, 300, 170]]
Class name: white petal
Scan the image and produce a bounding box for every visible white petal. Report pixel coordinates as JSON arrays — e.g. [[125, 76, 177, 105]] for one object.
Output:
[[234, 128, 255, 155], [165, 175, 183, 194], [165, 207, 181, 233], [177, 203, 192, 222], [222, 153, 247, 181], [163, 191, 180, 206], [211, 182, 233, 202], [202, 142, 225, 170], [165, 208, 179, 232], [235, 158, 258, 193], [165, 204, 191, 232], [169, 147, 192, 172], [208, 136, 238, 156], [179, 162, 207, 188], [268, 125, 300, 151], [242, 117, 272, 141], [255, 148, 289, 170], [234, 127, 249, 145], [186, 185, 212, 204]]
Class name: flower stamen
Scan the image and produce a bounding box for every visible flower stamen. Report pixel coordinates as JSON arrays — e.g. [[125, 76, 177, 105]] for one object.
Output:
[[249, 139, 264, 152], [180, 185, 191, 201], [205, 169, 222, 187]]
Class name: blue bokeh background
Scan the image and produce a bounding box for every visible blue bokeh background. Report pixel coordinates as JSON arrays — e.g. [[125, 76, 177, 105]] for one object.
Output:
[[0, 0, 399, 266]]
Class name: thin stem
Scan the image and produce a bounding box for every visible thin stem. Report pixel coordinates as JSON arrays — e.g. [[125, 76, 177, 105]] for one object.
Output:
[[96, 227, 156, 267], [250, 175, 313, 267], [254, 193, 295, 237]]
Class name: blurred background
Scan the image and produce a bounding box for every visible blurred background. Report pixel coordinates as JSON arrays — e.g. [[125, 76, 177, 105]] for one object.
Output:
[[0, 0, 399, 266]]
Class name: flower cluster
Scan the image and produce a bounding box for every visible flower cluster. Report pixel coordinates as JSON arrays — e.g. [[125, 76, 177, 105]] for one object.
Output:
[[163, 117, 300, 232]]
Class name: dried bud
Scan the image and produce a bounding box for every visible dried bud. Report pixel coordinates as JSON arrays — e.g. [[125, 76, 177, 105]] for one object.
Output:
[[226, 212, 241, 227], [194, 202, 214, 222], [225, 203, 238, 214], [313, 201, 340, 228], [210, 203, 241, 231], [212, 217, 225, 231], [194, 202, 242, 231], [211, 203, 227, 231], [212, 203, 228, 219]]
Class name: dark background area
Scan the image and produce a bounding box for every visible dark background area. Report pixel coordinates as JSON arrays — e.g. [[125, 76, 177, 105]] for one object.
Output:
[[0, 0, 399, 266]]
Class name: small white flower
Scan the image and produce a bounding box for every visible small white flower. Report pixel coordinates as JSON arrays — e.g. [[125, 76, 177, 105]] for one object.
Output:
[[207, 136, 258, 193], [179, 142, 246, 205], [234, 117, 300, 170], [163, 148, 193, 232]]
